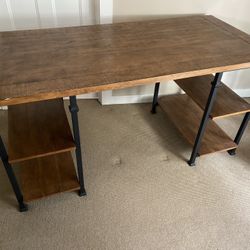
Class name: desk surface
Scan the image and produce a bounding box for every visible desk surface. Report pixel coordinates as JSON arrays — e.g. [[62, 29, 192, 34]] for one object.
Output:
[[0, 15, 250, 106]]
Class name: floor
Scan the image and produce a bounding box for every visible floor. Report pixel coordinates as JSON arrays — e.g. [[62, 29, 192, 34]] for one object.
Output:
[[0, 99, 250, 250]]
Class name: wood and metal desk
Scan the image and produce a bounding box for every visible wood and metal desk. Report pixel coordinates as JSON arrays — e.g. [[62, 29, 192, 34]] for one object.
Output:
[[0, 15, 250, 212]]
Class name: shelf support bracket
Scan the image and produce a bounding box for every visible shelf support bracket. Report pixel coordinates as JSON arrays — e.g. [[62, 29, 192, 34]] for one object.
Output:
[[69, 96, 87, 197], [188, 73, 223, 166], [228, 112, 250, 155], [0, 136, 28, 212], [151, 82, 160, 114]]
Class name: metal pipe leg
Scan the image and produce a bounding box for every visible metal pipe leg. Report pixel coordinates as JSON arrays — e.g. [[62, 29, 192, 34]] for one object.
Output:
[[188, 73, 223, 166], [69, 96, 86, 196], [151, 82, 160, 114], [228, 112, 250, 156], [0, 137, 28, 212]]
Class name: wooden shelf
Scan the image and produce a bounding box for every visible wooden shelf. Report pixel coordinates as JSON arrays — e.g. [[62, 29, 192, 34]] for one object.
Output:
[[17, 152, 79, 202], [159, 95, 237, 155], [8, 99, 75, 163], [175, 75, 250, 119]]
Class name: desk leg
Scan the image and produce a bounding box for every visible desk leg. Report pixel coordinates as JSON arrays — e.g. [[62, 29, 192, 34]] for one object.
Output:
[[151, 82, 160, 114], [0, 137, 28, 212], [188, 73, 223, 166], [69, 96, 86, 196], [228, 112, 250, 155]]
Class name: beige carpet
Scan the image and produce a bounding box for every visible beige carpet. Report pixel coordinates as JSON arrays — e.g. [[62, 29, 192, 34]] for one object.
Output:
[[0, 99, 250, 250]]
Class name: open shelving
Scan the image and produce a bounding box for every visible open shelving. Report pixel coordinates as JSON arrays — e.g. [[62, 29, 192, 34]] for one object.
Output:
[[8, 98, 79, 202], [159, 74, 250, 156]]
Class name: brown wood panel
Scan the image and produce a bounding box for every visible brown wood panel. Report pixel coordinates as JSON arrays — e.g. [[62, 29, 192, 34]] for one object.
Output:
[[0, 15, 250, 106], [18, 152, 80, 202], [8, 98, 75, 163], [175, 75, 250, 119], [159, 94, 237, 155]]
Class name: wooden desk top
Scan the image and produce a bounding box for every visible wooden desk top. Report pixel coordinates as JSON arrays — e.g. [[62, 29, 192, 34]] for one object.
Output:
[[0, 15, 250, 106]]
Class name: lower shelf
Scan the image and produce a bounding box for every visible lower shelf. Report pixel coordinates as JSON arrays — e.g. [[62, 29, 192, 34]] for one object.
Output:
[[17, 152, 80, 202], [159, 94, 237, 155]]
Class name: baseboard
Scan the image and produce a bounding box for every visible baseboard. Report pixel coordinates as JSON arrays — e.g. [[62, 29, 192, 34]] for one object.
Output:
[[102, 89, 250, 105], [99, 94, 156, 105], [99, 88, 250, 105], [64, 93, 98, 100]]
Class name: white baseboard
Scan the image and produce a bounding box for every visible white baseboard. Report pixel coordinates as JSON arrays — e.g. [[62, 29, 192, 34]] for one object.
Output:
[[99, 93, 157, 105], [99, 88, 250, 105], [64, 93, 98, 100], [98, 84, 183, 105], [77, 93, 98, 99]]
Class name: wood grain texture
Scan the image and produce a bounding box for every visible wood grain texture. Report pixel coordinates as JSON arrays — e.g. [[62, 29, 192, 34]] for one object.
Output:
[[159, 94, 237, 155], [18, 152, 80, 202], [175, 75, 250, 119], [0, 15, 250, 106], [8, 98, 75, 163]]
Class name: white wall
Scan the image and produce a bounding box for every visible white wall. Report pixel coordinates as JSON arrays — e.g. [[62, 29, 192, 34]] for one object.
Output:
[[207, 0, 250, 98], [114, 0, 212, 20], [0, 0, 97, 30], [107, 0, 250, 104]]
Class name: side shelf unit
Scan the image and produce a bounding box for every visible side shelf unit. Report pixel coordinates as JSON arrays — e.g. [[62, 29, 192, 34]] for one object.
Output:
[[158, 74, 250, 159], [2, 98, 81, 209]]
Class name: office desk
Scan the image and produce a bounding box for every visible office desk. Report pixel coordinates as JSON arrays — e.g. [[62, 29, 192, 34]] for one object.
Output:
[[0, 15, 250, 211]]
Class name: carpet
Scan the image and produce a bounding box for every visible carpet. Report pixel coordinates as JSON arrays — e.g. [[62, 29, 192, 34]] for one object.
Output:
[[0, 99, 250, 250]]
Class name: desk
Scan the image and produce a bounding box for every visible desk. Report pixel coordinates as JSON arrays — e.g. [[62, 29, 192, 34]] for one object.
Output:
[[0, 15, 250, 211]]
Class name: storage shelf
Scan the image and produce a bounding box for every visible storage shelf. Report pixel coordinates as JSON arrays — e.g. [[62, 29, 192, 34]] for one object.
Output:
[[8, 98, 75, 163], [159, 95, 237, 155], [18, 152, 79, 202], [175, 75, 250, 119]]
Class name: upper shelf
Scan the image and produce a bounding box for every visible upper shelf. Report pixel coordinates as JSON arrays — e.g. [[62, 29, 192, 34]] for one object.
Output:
[[8, 98, 75, 163], [175, 75, 250, 119]]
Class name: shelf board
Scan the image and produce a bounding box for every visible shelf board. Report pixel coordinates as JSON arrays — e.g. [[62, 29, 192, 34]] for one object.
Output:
[[8, 98, 75, 163], [18, 152, 80, 202], [175, 75, 250, 119], [159, 95, 237, 155]]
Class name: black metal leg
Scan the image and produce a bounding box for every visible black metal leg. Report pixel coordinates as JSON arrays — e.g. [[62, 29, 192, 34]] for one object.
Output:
[[188, 73, 223, 166], [0, 137, 28, 212], [228, 112, 250, 156], [151, 82, 160, 114], [69, 96, 86, 196]]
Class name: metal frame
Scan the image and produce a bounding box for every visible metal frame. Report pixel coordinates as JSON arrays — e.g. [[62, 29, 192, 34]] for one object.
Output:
[[228, 112, 250, 155], [188, 73, 223, 166], [0, 96, 86, 212], [0, 137, 28, 212], [69, 96, 86, 196], [151, 82, 160, 114], [152, 73, 249, 166]]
